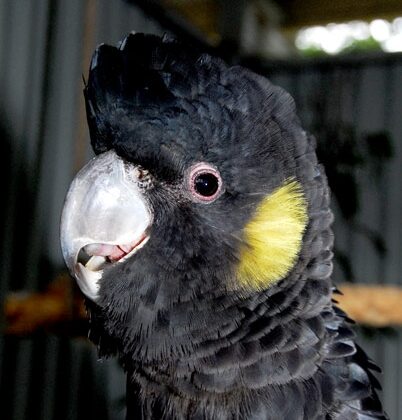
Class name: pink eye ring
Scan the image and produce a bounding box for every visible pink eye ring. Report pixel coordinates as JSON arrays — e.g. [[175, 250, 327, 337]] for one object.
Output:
[[188, 162, 223, 203]]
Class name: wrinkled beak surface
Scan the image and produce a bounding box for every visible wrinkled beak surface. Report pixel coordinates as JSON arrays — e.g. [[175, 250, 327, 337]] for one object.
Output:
[[60, 150, 152, 301]]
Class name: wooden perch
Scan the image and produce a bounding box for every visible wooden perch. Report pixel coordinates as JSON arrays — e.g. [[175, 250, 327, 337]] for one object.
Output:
[[3, 274, 87, 336], [336, 284, 402, 327], [2, 276, 402, 336]]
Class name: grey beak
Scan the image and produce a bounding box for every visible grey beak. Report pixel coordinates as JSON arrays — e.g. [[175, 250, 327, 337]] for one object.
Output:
[[60, 150, 152, 301]]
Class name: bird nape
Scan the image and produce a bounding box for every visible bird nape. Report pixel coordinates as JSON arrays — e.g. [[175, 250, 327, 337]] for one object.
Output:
[[60, 33, 387, 419]]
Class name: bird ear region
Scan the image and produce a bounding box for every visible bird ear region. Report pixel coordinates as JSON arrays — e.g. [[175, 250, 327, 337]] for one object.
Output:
[[237, 179, 308, 291]]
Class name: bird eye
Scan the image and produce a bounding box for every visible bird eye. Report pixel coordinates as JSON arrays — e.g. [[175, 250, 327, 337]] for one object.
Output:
[[188, 163, 222, 202]]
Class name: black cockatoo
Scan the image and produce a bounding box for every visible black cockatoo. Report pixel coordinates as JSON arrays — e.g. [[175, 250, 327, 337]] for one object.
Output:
[[60, 33, 387, 419]]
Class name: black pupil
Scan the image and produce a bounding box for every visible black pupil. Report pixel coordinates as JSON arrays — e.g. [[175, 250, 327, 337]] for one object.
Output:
[[194, 172, 219, 197]]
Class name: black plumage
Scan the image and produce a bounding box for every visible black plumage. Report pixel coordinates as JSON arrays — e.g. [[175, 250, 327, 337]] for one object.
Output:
[[71, 33, 387, 419]]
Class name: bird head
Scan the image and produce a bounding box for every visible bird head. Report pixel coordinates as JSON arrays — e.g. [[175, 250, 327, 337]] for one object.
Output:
[[60, 33, 332, 362]]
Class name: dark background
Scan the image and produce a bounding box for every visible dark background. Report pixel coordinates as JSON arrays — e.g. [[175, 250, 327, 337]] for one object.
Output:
[[0, 1, 401, 419]]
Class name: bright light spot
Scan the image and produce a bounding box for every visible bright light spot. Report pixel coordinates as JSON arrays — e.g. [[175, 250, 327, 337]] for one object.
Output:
[[295, 32, 310, 50], [321, 24, 350, 54], [370, 19, 391, 42], [392, 17, 402, 33], [382, 34, 402, 52], [349, 21, 370, 40], [296, 26, 328, 50], [307, 26, 328, 46], [295, 16, 402, 55]]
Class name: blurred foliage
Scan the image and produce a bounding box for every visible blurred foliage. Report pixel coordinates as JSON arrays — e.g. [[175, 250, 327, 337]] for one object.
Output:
[[343, 37, 382, 54], [300, 37, 383, 58]]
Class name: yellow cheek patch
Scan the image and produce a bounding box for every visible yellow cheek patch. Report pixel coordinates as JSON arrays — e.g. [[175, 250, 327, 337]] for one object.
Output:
[[237, 180, 308, 291]]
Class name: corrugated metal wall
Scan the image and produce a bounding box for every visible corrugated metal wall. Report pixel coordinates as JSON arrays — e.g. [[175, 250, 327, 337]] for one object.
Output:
[[0, 1, 401, 419]]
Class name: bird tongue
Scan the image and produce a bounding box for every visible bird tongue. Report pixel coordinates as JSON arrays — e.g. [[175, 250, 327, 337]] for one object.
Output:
[[84, 244, 126, 262], [83, 239, 141, 263]]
